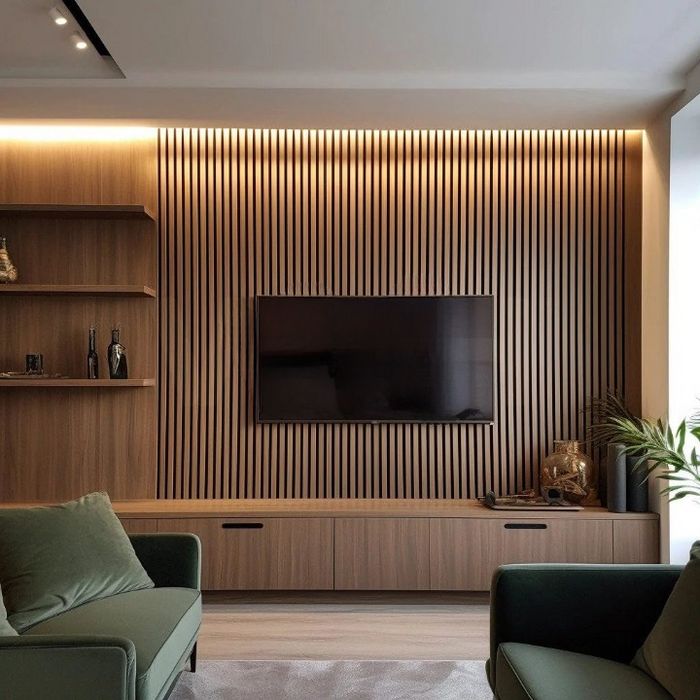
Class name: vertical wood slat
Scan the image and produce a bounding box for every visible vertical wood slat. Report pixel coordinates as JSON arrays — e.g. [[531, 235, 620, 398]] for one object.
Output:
[[157, 129, 640, 500]]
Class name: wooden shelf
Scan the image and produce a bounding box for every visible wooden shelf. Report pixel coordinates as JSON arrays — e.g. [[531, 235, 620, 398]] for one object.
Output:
[[0, 284, 156, 297], [0, 203, 155, 221], [0, 378, 155, 388]]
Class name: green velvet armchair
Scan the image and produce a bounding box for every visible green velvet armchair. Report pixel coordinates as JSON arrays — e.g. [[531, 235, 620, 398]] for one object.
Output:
[[488, 563, 684, 700], [0, 534, 202, 700]]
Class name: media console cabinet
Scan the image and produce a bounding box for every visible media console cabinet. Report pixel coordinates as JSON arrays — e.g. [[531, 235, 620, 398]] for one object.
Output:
[[113, 499, 660, 592]]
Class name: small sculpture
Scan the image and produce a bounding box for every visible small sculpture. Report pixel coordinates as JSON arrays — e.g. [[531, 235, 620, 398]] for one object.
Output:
[[0, 236, 18, 283], [107, 328, 128, 379]]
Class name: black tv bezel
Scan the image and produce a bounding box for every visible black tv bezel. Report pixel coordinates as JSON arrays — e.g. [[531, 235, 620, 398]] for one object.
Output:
[[254, 294, 496, 425]]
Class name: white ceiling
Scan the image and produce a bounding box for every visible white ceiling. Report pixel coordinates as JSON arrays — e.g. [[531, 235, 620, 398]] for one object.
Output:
[[2, 0, 700, 127], [0, 0, 121, 79]]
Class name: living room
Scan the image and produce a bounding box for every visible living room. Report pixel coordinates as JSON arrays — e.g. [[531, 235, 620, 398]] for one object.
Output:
[[0, 2, 699, 699]]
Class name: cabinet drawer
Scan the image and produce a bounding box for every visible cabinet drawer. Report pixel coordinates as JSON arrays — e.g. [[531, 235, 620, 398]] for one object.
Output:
[[155, 517, 333, 590], [334, 518, 430, 590], [430, 518, 613, 590]]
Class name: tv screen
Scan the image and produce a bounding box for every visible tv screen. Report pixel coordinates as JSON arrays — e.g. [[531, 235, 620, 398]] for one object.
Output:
[[256, 296, 494, 423]]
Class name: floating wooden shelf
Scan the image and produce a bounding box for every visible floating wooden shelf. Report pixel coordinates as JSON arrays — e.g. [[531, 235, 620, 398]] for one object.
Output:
[[0, 284, 156, 297], [0, 203, 155, 221], [0, 378, 155, 388]]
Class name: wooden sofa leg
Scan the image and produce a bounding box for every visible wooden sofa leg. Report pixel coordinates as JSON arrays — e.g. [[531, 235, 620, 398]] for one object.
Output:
[[190, 643, 198, 673]]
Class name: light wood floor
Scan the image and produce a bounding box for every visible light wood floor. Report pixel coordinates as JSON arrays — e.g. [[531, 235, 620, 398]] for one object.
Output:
[[199, 592, 490, 661]]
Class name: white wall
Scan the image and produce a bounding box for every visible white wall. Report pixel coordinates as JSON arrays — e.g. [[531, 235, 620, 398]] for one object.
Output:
[[668, 103, 700, 562], [642, 60, 700, 563]]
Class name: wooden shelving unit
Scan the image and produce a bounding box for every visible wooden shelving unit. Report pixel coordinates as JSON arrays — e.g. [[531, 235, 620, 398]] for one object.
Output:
[[0, 203, 156, 221], [0, 201, 156, 395], [0, 284, 156, 297], [0, 139, 159, 502], [0, 378, 155, 388]]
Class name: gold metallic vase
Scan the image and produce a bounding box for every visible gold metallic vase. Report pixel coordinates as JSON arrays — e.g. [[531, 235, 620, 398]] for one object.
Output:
[[540, 440, 597, 505], [0, 236, 18, 283]]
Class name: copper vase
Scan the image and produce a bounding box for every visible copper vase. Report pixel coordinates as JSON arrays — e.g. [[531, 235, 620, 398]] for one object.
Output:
[[0, 236, 17, 283], [540, 440, 597, 505]]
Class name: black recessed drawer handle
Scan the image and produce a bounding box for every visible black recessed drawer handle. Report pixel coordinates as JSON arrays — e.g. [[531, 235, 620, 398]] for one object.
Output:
[[222, 522, 264, 530], [504, 523, 547, 530]]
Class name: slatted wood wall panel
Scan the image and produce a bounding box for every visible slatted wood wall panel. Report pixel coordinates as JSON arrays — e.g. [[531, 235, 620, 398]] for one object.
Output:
[[157, 129, 641, 500]]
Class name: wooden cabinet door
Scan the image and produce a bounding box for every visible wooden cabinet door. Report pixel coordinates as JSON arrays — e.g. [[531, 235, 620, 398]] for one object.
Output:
[[430, 518, 613, 591], [120, 518, 159, 534], [613, 520, 659, 563], [155, 517, 333, 590], [430, 519, 497, 590], [544, 520, 613, 564], [334, 518, 430, 590]]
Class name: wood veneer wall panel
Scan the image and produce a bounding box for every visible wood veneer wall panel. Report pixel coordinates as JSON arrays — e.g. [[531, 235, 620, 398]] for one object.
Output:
[[157, 129, 641, 500], [0, 136, 157, 501]]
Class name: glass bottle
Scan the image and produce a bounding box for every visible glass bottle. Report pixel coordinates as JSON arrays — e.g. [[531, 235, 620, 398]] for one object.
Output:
[[87, 327, 99, 379], [107, 328, 128, 379]]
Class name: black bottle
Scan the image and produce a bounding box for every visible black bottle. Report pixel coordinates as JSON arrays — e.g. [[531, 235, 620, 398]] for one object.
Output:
[[87, 327, 99, 379], [107, 328, 128, 379]]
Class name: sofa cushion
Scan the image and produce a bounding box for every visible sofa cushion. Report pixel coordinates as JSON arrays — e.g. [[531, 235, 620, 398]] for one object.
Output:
[[25, 587, 201, 700], [633, 541, 700, 700], [0, 585, 18, 636], [0, 492, 153, 633], [496, 643, 671, 700]]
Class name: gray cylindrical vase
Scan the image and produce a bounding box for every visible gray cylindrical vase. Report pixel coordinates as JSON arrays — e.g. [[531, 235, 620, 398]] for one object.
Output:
[[599, 446, 609, 507], [626, 456, 649, 513], [607, 443, 627, 513]]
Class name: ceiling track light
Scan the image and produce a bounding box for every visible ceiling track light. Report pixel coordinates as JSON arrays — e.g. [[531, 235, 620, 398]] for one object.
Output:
[[48, 6, 68, 25], [71, 32, 88, 50]]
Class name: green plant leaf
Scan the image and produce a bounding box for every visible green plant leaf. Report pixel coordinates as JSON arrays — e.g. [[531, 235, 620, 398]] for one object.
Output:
[[677, 421, 687, 453], [669, 489, 700, 502], [585, 393, 700, 504]]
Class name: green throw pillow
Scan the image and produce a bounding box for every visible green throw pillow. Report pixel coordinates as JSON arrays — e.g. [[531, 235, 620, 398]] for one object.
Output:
[[0, 492, 153, 633], [633, 540, 700, 700], [0, 585, 18, 636]]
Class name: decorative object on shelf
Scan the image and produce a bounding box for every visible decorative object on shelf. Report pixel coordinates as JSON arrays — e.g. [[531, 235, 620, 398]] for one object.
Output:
[[540, 440, 597, 505], [606, 442, 627, 513], [87, 327, 99, 379], [107, 328, 128, 379], [627, 453, 649, 512], [481, 489, 582, 511], [25, 353, 44, 375], [0, 236, 18, 283], [589, 392, 700, 503]]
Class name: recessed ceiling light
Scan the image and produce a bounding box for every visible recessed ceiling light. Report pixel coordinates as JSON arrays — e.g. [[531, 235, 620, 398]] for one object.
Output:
[[71, 32, 88, 50], [48, 6, 68, 25]]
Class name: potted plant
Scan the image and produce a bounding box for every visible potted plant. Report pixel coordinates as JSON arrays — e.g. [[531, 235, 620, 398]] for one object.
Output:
[[589, 393, 700, 502]]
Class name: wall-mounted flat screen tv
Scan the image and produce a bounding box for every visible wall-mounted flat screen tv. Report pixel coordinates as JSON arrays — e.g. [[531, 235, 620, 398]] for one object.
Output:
[[256, 296, 494, 423]]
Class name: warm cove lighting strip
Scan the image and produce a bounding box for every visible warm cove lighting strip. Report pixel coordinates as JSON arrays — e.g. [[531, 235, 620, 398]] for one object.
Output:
[[0, 127, 644, 142], [0, 126, 156, 142]]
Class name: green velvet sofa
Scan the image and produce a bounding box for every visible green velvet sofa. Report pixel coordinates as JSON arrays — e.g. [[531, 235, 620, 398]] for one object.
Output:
[[0, 533, 202, 700], [487, 563, 684, 700]]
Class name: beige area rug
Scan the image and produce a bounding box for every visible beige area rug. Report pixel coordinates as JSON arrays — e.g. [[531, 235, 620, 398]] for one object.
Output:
[[171, 659, 493, 699]]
